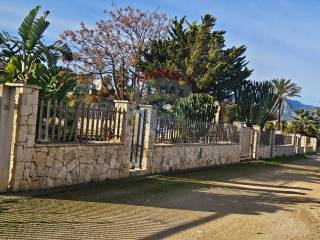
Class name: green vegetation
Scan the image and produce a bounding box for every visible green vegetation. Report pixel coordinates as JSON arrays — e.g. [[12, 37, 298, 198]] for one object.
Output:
[[175, 93, 218, 122], [284, 109, 320, 138], [139, 15, 252, 114], [0, 5, 312, 131], [0, 6, 75, 100], [233, 81, 278, 127], [272, 79, 302, 130]]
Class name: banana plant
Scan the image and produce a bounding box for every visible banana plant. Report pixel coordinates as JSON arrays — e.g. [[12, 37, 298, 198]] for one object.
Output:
[[0, 6, 72, 84]]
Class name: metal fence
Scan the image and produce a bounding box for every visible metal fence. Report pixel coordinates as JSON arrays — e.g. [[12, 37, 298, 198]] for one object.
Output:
[[306, 137, 313, 146], [36, 99, 125, 143], [260, 130, 271, 146], [275, 134, 293, 146], [155, 112, 240, 144]]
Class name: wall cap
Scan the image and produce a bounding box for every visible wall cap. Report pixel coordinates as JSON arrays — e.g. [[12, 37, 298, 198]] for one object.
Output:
[[4, 83, 41, 90], [35, 141, 124, 147], [114, 100, 135, 104], [154, 142, 239, 147]]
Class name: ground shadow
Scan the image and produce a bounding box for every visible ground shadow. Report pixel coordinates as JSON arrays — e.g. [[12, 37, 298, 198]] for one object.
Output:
[[1, 155, 320, 239]]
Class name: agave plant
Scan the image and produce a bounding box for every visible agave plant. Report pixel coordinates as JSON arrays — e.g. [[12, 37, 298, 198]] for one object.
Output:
[[0, 6, 72, 84]]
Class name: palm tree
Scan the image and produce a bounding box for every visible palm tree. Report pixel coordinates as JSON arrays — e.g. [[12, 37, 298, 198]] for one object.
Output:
[[290, 110, 318, 137], [272, 78, 301, 130], [0, 6, 72, 84]]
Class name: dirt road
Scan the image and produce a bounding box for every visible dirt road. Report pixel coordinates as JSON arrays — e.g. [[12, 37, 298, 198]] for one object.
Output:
[[1, 155, 320, 240]]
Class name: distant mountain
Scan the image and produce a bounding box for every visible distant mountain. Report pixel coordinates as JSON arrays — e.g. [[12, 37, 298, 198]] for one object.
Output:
[[283, 99, 317, 120]]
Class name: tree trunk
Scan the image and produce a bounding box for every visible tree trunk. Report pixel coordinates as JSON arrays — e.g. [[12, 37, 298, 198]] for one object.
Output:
[[218, 101, 224, 124], [277, 101, 282, 130]]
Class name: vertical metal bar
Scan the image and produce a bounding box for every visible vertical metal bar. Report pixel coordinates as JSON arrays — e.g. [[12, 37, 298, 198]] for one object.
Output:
[[111, 109, 116, 140], [116, 109, 122, 139], [37, 100, 44, 142], [69, 103, 80, 142], [79, 103, 85, 142], [44, 99, 51, 142], [90, 106, 95, 140], [57, 101, 63, 142], [95, 106, 101, 140], [85, 105, 90, 140], [104, 109, 109, 141], [99, 108, 105, 141], [51, 100, 57, 142], [63, 102, 68, 142], [74, 104, 81, 142]]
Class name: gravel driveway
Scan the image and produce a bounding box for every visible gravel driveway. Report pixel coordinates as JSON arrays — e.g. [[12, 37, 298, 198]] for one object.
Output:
[[1, 155, 320, 240]]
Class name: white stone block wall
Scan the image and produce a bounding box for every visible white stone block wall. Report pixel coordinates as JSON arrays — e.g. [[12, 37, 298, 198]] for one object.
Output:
[[273, 145, 295, 157], [257, 146, 271, 159], [17, 143, 126, 191], [150, 143, 240, 174]]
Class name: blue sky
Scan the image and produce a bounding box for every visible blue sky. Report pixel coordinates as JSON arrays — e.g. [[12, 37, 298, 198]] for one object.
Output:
[[0, 0, 319, 105]]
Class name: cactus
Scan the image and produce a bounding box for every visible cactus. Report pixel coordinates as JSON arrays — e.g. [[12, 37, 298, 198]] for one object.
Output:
[[174, 93, 218, 122]]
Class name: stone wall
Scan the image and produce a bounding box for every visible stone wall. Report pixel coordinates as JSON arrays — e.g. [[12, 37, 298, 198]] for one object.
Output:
[[257, 145, 271, 159], [1, 84, 318, 192], [305, 146, 314, 154], [297, 146, 305, 154], [149, 143, 240, 174], [4, 85, 134, 192], [273, 145, 295, 157], [16, 142, 127, 191]]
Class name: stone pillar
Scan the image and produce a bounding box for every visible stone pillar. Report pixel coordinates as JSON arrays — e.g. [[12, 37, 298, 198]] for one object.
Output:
[[139, 105, 157, 173], [0, 85, 17, 192], [301, 135, 308, 154], [114, 100, 136, 178], [292, 134, 298, 154], [252, 125, 261, 159], [311, 138, 317, 153], [269, 129, 276, 158], [8, 84, 40, 191]]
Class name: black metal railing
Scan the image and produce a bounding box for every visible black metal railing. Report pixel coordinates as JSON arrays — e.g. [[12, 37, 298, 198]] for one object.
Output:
[[260, 130, 272, 146], [155, 112, 240, 144], [36, 99, 125, 143], [275, 134, 293, 146]]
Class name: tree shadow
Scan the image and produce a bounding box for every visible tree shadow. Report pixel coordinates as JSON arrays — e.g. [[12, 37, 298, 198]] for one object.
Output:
[[2, 155, 320, 239]]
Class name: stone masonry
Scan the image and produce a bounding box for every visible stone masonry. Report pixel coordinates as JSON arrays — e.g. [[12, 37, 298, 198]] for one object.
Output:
[[0, 83, 317, 192], [150, 143, 240, 174], [20, 143, 126, 191]]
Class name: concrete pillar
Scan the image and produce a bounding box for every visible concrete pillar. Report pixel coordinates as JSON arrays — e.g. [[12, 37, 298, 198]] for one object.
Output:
[[312, 138, 317, 153], [139, 105, 157, 173], [252, 125, 261, 159], [114, 100, 136, 177], [292, 134, 298, 154], [0, 85, 17, 192]]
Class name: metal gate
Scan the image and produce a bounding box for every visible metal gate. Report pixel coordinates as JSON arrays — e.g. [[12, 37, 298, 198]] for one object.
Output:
[[240, 127, 254, 161], [130, 108, 146, 168]]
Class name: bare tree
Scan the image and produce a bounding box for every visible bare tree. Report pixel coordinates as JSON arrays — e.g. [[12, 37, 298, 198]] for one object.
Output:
[[61, 6, 168, 100]]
